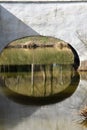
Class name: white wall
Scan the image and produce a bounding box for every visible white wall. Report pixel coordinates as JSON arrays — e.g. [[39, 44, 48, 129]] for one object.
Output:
[[0, 2, 87, 63]]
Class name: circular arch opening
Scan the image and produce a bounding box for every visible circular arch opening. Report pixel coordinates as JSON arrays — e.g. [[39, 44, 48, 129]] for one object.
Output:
[[0, 36, 80, 70], [0, 36, 80, 105]]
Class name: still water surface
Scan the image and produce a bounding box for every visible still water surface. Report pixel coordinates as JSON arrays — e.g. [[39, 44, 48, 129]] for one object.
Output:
[[0, 64, 87, 130]]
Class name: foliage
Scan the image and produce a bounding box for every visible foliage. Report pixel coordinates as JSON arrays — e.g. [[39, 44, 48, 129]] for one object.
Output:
[[0, 48, 74, 65]]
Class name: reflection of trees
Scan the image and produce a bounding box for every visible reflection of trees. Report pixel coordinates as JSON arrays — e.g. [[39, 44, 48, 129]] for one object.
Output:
[[31, 64, 34, 95], [41, 65, 46, 96], [50, 64, 53, 95], [60, 65, 63, 85], [0, 64, 76, 97]]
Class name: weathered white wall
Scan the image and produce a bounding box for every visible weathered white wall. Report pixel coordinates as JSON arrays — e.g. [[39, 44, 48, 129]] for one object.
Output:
[[0, 2, 87, 65]]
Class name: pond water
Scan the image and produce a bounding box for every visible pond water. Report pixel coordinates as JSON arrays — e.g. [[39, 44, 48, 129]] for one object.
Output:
[[0, 64, 87, 130]]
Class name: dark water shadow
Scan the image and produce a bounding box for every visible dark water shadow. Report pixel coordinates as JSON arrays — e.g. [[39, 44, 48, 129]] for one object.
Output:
[[0, 5, 39, 51]]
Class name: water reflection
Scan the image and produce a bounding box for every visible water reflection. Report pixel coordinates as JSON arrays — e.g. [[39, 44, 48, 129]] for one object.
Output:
[[1, 65, 87, 130], [0, 64, 80, 105]]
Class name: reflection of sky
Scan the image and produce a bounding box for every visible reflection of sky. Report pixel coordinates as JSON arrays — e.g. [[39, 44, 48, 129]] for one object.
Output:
[[0, 73, 87, 130]]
